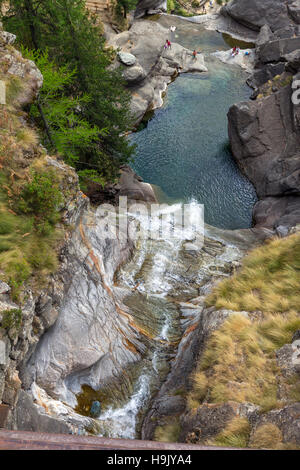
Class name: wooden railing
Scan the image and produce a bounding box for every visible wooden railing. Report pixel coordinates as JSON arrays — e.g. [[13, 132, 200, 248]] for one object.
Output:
[[0, 429, 244, 450]]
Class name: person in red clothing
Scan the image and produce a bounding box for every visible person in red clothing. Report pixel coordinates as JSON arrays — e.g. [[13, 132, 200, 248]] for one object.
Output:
[[193, 50, 197, 60], [167, 40, 171, 49]]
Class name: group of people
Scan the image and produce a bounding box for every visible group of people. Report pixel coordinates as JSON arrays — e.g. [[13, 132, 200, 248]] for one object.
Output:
[[231, 46, 240, 56], [164, 39, 172, 50], [231, 46, 251, 58]]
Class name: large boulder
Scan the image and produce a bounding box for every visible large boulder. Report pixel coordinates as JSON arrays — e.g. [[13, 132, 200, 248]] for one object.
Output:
[[122, 64, 146, 85], [228, 84, 300, 199], [223, 0, 293, 33], [257, 37, 300, 64]]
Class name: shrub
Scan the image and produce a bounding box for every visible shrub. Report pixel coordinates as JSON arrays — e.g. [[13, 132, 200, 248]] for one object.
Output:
[[1, 308, 22, 330], [17, 169, 62, 234]]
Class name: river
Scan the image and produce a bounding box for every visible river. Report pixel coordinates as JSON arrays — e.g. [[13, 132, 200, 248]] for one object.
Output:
[[130, 15, 257, 229]]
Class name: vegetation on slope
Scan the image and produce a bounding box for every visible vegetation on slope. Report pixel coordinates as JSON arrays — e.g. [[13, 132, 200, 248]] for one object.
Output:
[[186, 233, 300, 448], [0, 0, 135, 190], [0, 69, 69, 301]]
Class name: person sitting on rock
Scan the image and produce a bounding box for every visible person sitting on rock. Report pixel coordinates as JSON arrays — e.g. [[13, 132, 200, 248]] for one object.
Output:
[[164, 40, 168, 50], [231, 46, 237, 56]]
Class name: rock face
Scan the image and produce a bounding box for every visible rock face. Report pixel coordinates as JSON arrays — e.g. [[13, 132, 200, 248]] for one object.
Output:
[[223, 0, 299, 34], [108, 20, 207, 125], [24, 207, 144, 407], [224, 0, 300, 231], [228, 86, 300, 197], [134, 0, 167, 19]]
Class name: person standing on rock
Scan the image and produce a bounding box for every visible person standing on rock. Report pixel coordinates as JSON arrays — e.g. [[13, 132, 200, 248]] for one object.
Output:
[[193, 50, 197, 60], [167, 40, 172, 49]]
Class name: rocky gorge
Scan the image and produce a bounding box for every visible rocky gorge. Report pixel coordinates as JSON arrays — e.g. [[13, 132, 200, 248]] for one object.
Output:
[[0, 0, 299, 450]]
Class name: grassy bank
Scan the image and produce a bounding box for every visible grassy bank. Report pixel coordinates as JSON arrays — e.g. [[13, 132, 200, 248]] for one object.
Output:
[[186, 233, 300, 448], [0, 69, 66, 301]]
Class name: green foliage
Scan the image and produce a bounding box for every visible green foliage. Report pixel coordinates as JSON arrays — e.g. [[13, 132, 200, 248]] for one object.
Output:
[[1, 308, 22, 330], [17, 169, 62, 234], [116, 0, 138, 18], [1, 0, 136, 187], [22, 49, 106, 172]]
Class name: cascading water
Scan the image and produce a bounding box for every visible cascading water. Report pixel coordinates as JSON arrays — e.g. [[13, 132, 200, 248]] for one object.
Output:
[[92, 200, 243, 439]]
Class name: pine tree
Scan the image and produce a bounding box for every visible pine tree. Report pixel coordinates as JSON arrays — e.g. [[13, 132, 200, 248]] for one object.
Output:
[[1, 0, 135, 184]]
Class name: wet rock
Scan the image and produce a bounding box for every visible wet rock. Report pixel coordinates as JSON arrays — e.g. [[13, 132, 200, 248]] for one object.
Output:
[[90, 400, 101, 418], [119, 165, 157, 202]]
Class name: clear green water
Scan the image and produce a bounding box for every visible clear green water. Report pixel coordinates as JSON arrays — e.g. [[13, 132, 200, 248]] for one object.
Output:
[[130, 16, 257, 230]]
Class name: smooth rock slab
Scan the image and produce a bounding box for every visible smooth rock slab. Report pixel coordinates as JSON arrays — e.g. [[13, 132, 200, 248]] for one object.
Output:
[[118, 51, 137, 66]]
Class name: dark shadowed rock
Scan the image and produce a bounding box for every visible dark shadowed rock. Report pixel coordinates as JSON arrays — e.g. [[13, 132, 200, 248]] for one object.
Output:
[[256, 24, 275, 48], [228, 85, 300, 198], [247, 63, 285, 89], [288, 1, 300, 24], [180, 402, 239, 444], [253, 196, 300, 229], [257, 37, 300, 64], [134, 0, 167, 18], [285, 49, 300, 73]]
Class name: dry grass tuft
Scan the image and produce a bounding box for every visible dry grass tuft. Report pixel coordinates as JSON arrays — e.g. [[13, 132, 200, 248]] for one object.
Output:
[[211, 417, 251, 448], [206, 233, 300, 314], [250, 424, 283, 449], [154, 419, 181, 443]]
